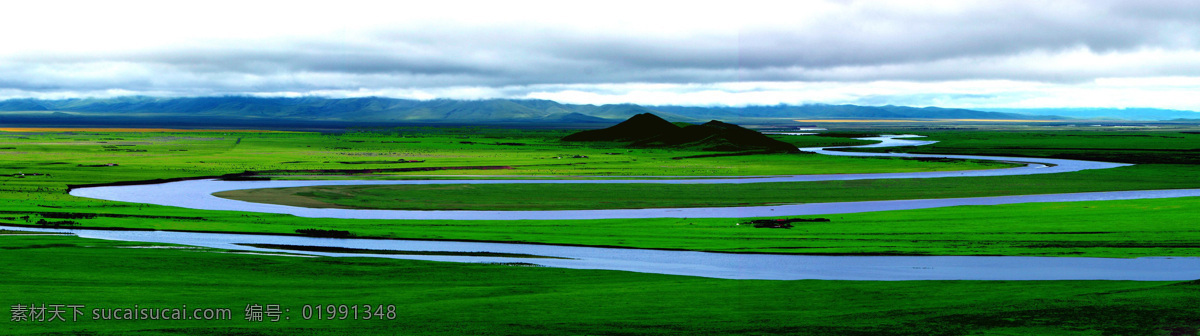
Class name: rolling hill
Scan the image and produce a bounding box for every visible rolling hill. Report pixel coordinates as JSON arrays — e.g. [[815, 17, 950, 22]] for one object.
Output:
[[562, 113, 800, 152]]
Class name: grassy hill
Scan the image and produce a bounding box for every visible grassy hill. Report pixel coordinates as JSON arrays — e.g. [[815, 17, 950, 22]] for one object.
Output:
[[563, 113, 799, 152]]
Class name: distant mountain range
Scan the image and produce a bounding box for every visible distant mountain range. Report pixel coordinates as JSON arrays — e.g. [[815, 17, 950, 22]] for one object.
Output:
[[975, 108, 1200, 121], [0, 96, 1071, 127]]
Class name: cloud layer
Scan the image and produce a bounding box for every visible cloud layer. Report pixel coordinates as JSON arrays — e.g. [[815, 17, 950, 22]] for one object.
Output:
[[3, 0, 1200, 109]]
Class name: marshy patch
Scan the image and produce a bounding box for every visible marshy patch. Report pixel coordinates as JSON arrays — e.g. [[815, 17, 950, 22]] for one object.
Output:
[[740, 218, 831, 229], [1, 243, 78, 250], [295, 229, 355, 238]]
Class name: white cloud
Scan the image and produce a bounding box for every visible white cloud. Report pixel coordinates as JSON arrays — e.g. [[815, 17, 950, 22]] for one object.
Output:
[[521, 79, 1200, 110], [2, 1, 1200, 109]]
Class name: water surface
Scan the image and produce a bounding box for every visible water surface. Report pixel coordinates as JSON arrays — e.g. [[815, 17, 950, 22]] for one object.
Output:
[[47, 135, 1200, 280], [70, 136, 1153, 220], [7, 225, 1200, 281]]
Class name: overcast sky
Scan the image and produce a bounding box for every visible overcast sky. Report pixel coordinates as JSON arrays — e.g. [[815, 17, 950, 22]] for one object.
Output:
[[3, 0, 1200, 109]]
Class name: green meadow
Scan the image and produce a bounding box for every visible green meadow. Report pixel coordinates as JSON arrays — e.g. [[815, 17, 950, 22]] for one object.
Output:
[[210, 128, 1200, 212], [5, 234, 1200, 336], [6, 191, 1200, 258], [4, 126, 1200, 335], [214, 164, 1200, 211], [0, 128, 1003, 188], [1, 127, 1198, 257], [843, 129, 1200, 164]]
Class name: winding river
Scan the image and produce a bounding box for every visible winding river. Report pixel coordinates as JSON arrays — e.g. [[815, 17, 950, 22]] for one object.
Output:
[[67, 136, 1197, 221], [7, 135, 1199, 280], [10, 226, 1200, 281]]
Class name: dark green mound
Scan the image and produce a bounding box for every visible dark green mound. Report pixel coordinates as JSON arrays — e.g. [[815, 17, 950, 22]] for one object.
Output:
[[561, 112, 679, 142], [563, 113, 799, 152]]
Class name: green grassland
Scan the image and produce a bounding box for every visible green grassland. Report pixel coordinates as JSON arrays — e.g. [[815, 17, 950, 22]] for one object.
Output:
[[5, 126, 1200, 335], [1, 128, 1199, 258], [4, 183, 1200, 257], [4, 234, 1200, 336], [210, 129, 1200, 211], [0, 128, 1008, 197], [213, 164, 1200, 210], [765, 133, 879, 147], [843, 129, 1200, 164]]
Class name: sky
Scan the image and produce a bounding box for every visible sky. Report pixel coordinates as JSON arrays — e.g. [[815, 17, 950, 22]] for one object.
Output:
[[3, 0, 1200, 109]]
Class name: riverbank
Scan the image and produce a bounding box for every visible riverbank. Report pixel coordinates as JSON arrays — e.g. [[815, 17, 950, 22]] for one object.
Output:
[[8, 194, 1199, 258], [9, 225, 1200, 280], [210, 164, 1200, 211], [3, 233, 1198, 335], [49, 134, 1200, 257]]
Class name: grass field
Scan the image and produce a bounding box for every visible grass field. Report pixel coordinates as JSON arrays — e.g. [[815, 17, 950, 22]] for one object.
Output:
[[0, 128, 294, 133], [843, 129, 1200, 164], [215, 164, 1200, 210], [0, 128, 1003, 190], [5, 125, 1200, 335], [1, 127, 1198, 258], [8, 193, 1200, 257], [4, 234, 1200, 336], [792, 119, 1064, 123]]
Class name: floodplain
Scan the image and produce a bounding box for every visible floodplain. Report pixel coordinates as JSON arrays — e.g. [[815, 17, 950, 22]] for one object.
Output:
[[4, 124, 1200, 335]]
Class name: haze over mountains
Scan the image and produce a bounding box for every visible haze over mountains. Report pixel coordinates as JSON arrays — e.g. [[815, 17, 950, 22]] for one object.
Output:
[[975, 108, 1200, 121], [0, 96, 1073, 127], [0, 96, 1194, 128]]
